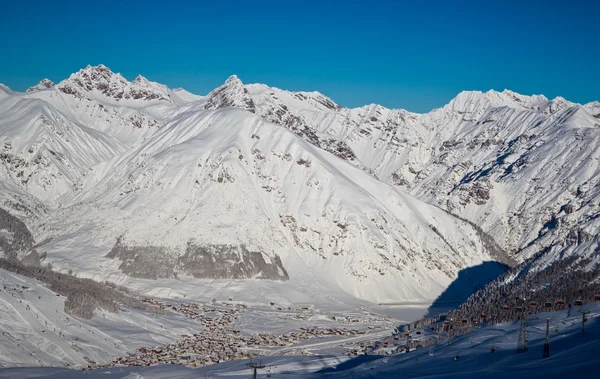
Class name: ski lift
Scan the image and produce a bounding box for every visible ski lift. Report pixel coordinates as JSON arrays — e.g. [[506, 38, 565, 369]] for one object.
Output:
[[544, 302, 552, 308], [556, 300, 566, 307], [502, 306, 510, 311], [574, 300, 583, 306], [515, 307, 523, 313], [529, 301, 537, 308], [404, 332, 410, 337], [455, 321, 462, 326], [594, 295, 600, 301], [462, 319, 468, 324], [443, 321, 450, 326], [481, 314, 487, 319], [430, 327, 435, 331], [416, 331, 422, 335]]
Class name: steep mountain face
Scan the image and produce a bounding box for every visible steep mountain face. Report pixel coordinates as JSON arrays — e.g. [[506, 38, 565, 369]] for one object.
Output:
[[204, 80, 600, 260], [37, 108, 492, 302], [2, 64, 597, 306], [207, 81, 600, 278]]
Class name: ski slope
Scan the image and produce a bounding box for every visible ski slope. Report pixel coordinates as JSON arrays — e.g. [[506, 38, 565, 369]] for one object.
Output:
[[0, 269, 201, 368]]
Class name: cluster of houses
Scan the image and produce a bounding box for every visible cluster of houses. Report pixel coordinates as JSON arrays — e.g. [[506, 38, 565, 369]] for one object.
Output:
[[81, 298, 371, 370]]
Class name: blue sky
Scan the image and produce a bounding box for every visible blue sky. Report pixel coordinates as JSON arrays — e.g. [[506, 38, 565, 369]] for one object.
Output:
[[1, 0, 597, 112]]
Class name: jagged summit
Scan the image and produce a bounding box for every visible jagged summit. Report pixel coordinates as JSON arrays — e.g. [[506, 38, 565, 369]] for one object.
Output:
[[204, 74, 256, 112], [56, 64, 170, 102], [26, 78, 55, 93]]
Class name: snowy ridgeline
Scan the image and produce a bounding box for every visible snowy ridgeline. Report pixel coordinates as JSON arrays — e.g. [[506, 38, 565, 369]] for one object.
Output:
[[3, 299, 599, 378]]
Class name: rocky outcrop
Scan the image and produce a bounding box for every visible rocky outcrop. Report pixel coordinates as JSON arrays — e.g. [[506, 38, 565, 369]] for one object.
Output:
[[106, 238, 289, 281]]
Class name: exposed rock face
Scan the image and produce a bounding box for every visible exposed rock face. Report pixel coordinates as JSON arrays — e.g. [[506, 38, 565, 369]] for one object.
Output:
[[106, 239, 289, 281], [179, 243, 289, 280]]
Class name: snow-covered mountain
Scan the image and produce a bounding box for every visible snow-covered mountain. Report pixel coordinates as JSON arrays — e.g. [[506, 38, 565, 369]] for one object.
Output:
[[1, 64, 597, 307], [0, 65, 502, 306], [38, 106, 494, 303], [206, 78, 600, 277]]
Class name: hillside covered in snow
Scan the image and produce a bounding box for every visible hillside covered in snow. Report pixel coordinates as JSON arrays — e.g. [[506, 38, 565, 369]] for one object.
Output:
[[1, 65, 508, 307], [1, 64, 599, 310]]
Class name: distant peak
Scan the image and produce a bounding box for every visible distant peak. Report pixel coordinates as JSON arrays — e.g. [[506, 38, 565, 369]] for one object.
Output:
[[134, 74, 148, 84], [57, 65, 170, 102], [26, 78, 55, 93], [80, 64, 114, 75], [205, 75, 255, 112], [225, 74, 243, 85]]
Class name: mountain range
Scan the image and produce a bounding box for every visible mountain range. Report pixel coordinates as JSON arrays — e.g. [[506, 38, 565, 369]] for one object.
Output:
[[1, 64, 599, 305]]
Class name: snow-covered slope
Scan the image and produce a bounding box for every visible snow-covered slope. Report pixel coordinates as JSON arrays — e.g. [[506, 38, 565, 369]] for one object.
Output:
[[37, 107, 492, 303], [211, 80, 600, 275], [0, 268, 200, 368], [0, 91, 125, 202]]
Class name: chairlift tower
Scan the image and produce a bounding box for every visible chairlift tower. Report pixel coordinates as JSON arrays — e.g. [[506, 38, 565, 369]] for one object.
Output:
[[248, 358, 265, 379], [580, 310, 589, 333], [542, 318, 550, 358], [516, 297, 528, 353]]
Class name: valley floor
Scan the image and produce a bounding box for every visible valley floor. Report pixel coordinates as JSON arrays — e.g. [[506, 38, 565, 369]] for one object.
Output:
[[2, 292, 599, 378]]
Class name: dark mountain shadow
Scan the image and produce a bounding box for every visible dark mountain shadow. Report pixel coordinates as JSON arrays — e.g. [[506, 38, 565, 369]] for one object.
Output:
[[424, 261, 510, 318], [315, 355, 382, 374]]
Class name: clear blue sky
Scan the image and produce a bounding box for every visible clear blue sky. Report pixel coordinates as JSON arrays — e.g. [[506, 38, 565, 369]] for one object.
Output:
[[1, 0, 597, 112]]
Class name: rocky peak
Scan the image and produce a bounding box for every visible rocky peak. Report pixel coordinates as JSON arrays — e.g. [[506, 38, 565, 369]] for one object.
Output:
[[57, 64, 170, 102], [133, 75, 148, 84], [26, 79, 55, 93], [205, 75, 255, 112], [225, 74, 242, 85]]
